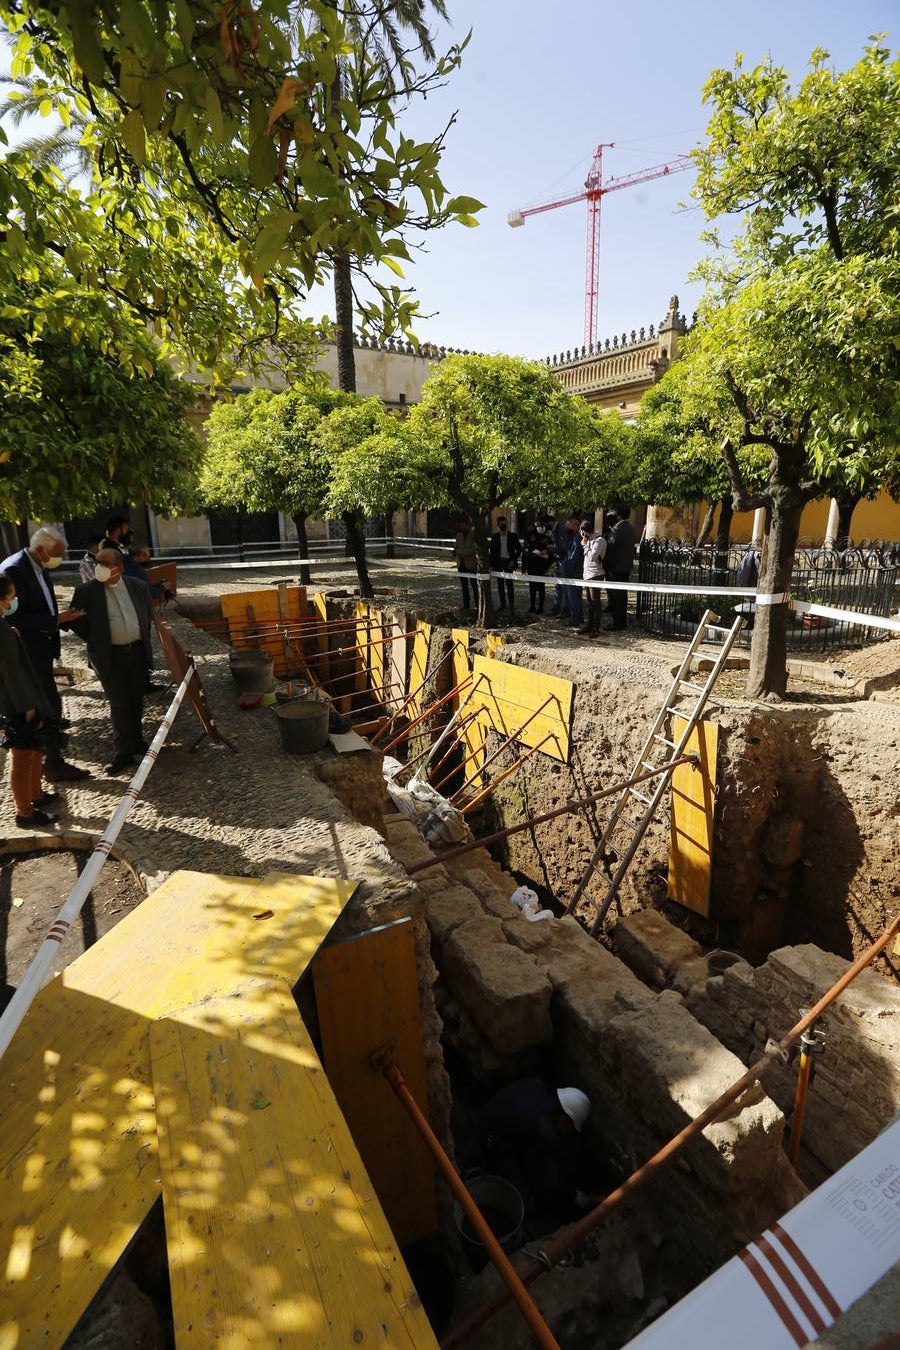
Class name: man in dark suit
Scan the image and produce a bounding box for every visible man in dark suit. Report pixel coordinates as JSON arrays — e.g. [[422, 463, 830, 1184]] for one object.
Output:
[[488, 515, 522, 612], [70, 548, 155, 774], [0, 527, 90, 781]]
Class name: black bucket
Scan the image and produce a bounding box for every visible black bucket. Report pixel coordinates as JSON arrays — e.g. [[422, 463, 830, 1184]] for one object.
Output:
[[275, 698, 330, 754], [229, 648, 275, 694], [454, 1175, 524, 1270]]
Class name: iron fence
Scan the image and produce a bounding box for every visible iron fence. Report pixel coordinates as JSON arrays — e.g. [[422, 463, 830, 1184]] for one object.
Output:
[[636, 540, 900, 651]]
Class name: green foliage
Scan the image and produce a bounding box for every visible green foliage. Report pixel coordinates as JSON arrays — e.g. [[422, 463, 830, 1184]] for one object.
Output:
[[0, 0, 483, 371], [0, 265, 200, 521], [317, 399, 405, 514], [400, 354, 614, 520], [200, 386, 356, 519]]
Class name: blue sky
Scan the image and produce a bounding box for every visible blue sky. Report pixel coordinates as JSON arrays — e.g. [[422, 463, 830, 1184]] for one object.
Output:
[[356, 0, 896, 360]]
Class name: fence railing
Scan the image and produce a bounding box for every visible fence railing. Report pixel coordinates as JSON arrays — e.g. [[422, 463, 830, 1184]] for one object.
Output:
[[637, 541, 900, 650]]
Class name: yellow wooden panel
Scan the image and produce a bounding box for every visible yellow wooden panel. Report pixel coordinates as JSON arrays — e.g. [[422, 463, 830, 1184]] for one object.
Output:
[[485, 634, 506, 659], [0, 872, 358, 1350], [355, 602, 371, 696], [311, 592, 331, 683], [385, 612, 409, 709], [668, 716, 719, 917], [151, 982, 436, 1349], [369, 608, 385, 703], [314, 921, 437, 1249], [407, 621, 432, 720], [221, 588, 309, 676], [470, 656, 573, 764], [451, 628, 470, 709]]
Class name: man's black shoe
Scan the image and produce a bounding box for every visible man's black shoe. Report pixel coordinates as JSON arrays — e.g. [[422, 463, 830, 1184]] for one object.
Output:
[[15, 809, 58, 829], [105, 754, 136, 775], [603, 622, 626, 632], [44, 762, 91, 783], [33, 792, 61, 809]]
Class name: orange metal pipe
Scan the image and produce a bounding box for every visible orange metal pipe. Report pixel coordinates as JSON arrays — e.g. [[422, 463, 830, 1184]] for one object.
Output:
[[375, 1054, 561, 1350], [440, 910, 900, 1348], [426, 711, 484, 783], [371, 643, 464, 746], [380, 679, 472, 756], [438, 697, 554, 799], [458, 734, 556, 814]]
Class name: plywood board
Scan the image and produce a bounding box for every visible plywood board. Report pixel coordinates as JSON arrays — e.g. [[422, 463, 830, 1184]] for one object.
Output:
[[668, 716, 719, 917], [312, 591, 331, 683], [151, 982, 436, 1349], [355, 602, 371, 696], [386, 612, 410, 708], [451, 628, 470, 709], [485, 634, 506, 659], [368, 608, 385, 703], [220, 587, 311, 677], [470, 655, 573, 764], [314, 921, 438, 1248], [407, 620, 432, 721], [0, 871, 357, 1350]]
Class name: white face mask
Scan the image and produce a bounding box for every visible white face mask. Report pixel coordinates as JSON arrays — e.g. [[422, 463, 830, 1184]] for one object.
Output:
[[94, 564, 113, 583], [44, 554, 63, 570]]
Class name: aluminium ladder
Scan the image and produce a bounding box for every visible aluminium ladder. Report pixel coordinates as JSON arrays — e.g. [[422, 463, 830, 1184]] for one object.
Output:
[[566, 609, 745, 935]]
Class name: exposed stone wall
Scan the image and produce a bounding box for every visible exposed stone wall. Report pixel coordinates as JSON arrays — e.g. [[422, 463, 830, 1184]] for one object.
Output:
[[384, 817, 806, 1266], [685, 943, 900, 1175]]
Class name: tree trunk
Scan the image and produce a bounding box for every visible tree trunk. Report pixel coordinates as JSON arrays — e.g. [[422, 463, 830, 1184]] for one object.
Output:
[[713, 497, 733, 584], [292, 513, 312, 586], [695, 500, 717, 547], [746, 452, 807, 701], [472, 517, 496, 629], [834, 491, 861, 549], [384, 510, 396, 559], [331, 252, 374, 598]]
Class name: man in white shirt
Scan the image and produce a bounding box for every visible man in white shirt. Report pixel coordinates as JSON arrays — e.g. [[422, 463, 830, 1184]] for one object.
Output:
[[70, 549, 155, 774], [577, 519, 607, 637]]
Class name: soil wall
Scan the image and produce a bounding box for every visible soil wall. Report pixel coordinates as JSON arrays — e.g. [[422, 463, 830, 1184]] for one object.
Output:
[[481, 650, 899, 966]]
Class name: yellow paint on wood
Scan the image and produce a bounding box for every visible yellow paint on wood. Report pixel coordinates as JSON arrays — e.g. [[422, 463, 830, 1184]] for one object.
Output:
[[151, 982, 436, 1349], [485, 634, 506, 659], [668, 716, 719, 917], [407, 621, 432, 720], [451, 629, 470, 709], [369, 608, 385, 703], [355, 602, 371, 696], [314, 921, 438, 1249], [470, 655, 573, 764], [312, 592, 331, 683], [0, 872, 357, 1350], [220, 588, 310, 676]]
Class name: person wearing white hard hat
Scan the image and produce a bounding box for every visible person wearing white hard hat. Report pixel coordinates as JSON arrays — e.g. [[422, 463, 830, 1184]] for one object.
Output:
[[472, 1077, 594, 1224]]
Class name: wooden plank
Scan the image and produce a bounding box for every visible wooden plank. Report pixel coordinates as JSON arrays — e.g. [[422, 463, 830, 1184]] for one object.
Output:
[[369, 608, 385, 704], [485, 633, 506, 659], [451, 628, 470, 710], [354, 603, 370, 697], [668, 716, 719, 917], [329, 731, 373, 755], [470, 655, 573, 763], [0, 872, 358, 1350], [151, 982, 436, 1349], [221, 587, 309, 676], [314, 921, 438, 1249], [407, 620, 432, 721], [312, 592, 331, 683], [386, 612, 409, 709]]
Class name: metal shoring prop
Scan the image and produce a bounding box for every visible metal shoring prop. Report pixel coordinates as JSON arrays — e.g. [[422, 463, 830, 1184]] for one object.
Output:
[[370, 640, 467, 747], [404, 755, 699, 875], [788, 1011, 827, 1167], [439, 910, 900, 1349], [0, 665, 195, 1061], [440, 696, 556, 801], [380, 678, 473, 758], [458, 733, 558, 815], [371, 1048, 563, 1350], [395, 671, 490, 782], [424, 710, 485, 785]]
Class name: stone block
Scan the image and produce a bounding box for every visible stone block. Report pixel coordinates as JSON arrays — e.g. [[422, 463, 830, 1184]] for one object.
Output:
[[672, 956, 712, 995], [462, 867, 517, 919], [614, 910, 702, 989], [426, 884, 485, 946], [442, 916, 553, 1055]]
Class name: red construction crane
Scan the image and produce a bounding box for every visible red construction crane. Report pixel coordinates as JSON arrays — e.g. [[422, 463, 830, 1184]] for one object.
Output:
[[508, 144, 694, 348]]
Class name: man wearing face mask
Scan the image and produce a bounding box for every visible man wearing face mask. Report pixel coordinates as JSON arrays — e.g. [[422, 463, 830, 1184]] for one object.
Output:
[[0, 527, 90, 782], [70, 548, 155, 775], [102, 515, 146, 582]]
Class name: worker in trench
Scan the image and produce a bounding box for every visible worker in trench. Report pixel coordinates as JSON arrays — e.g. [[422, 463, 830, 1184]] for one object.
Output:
[[471, 1078, 597, 1225]]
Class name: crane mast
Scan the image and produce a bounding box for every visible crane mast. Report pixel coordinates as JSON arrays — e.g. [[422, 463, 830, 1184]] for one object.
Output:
[[508, 144, 694, 347]]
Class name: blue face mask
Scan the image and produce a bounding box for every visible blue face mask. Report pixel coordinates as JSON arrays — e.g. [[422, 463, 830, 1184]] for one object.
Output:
[[4, 597, 18, 616]]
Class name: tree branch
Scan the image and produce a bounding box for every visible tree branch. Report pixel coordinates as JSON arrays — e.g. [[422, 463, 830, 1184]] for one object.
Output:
[[720, 437, 771, 511]]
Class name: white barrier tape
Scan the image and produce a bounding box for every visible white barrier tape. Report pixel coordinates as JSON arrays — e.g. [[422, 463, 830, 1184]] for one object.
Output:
[[754, 592, 791, 607], [793, 599, 900, 634], [0, 663, 195, 1062], [456, 567, 757, 598]]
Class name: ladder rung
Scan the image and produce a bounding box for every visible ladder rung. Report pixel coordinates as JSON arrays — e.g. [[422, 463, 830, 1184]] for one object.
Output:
[[641, 758, 660, 771], [665, 707, 685, 717], [612, 811, 644, 830], [652, 735, 676, 749], [678, 680, 708, 695], [628, 787, 652, 806]]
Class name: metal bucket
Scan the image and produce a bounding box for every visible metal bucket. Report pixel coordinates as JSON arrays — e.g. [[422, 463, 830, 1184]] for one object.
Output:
[[275, 698, 330, 754], [454, 1174, 524, 1259], [229, 648, 275, 694]]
